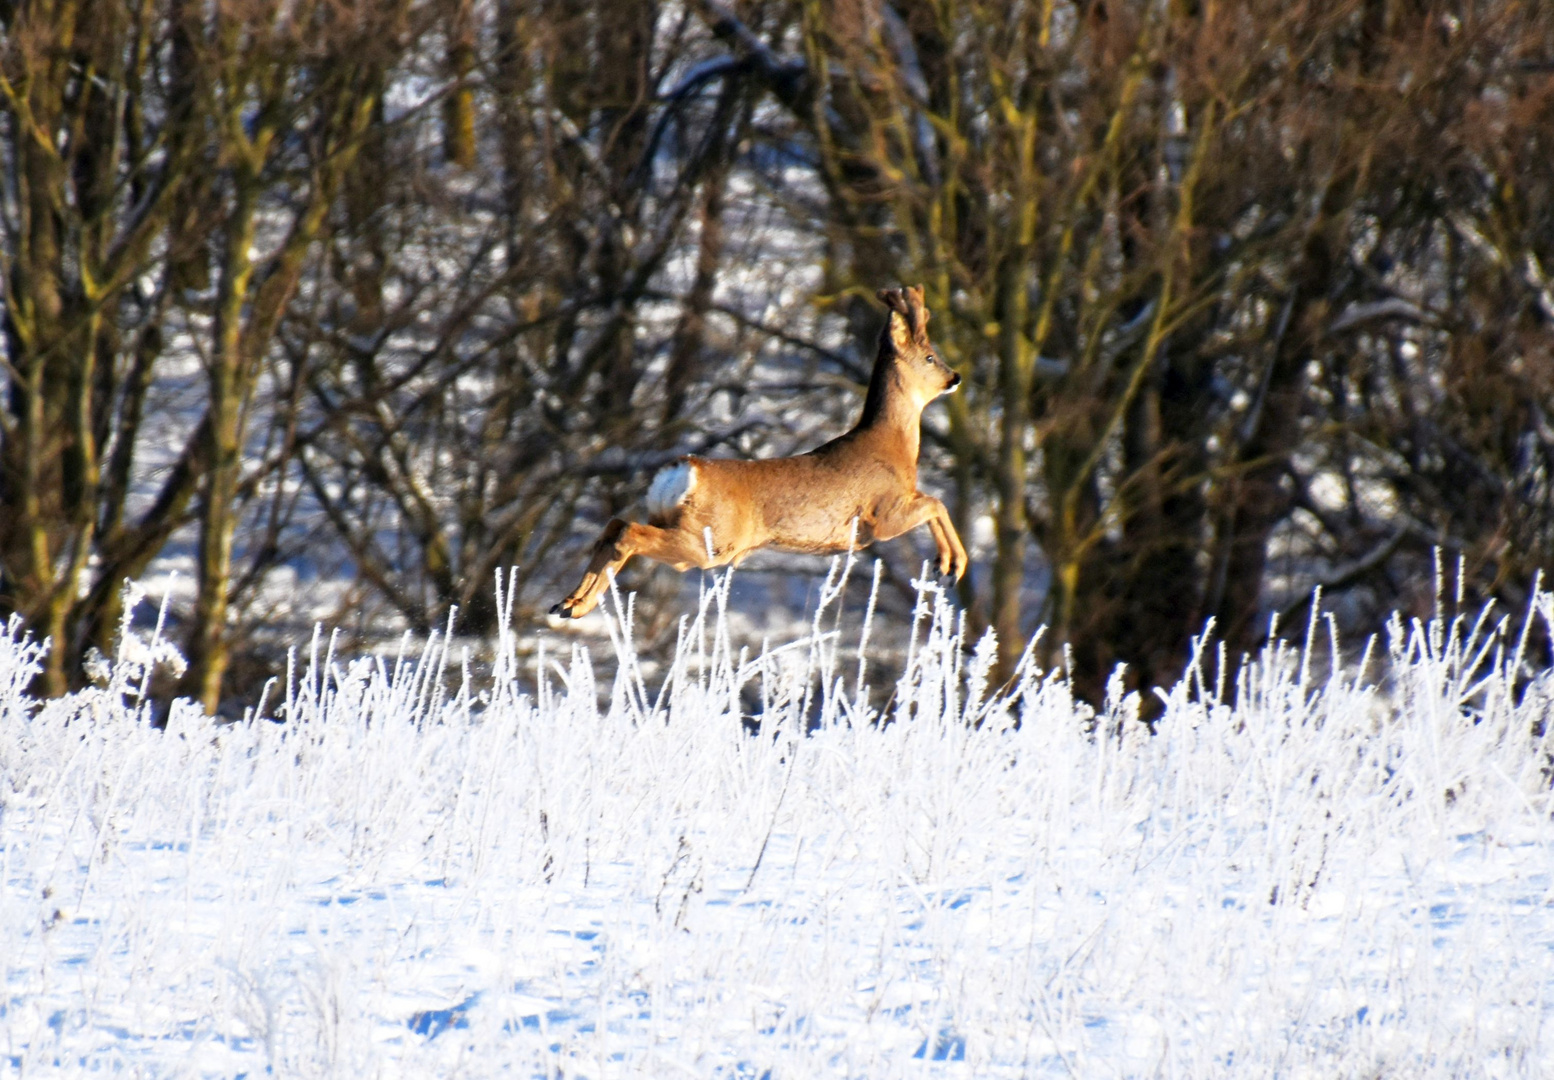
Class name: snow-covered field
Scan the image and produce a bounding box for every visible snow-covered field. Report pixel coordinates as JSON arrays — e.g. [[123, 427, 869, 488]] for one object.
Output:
[[3, 568, 1553, 1078]]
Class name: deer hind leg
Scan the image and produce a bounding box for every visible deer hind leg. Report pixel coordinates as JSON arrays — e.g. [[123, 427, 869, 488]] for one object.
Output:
[[875, 493, 969, 582], [551, 519, 725, 619]]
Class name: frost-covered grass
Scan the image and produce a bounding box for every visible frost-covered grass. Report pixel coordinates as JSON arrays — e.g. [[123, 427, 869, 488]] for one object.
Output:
[[2, 567, 1554, 1078]]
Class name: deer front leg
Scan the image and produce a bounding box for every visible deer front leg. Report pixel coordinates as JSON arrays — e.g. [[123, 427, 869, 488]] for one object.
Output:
[[551, 518, 725, 619], [927, 502, 969, 582], [925, 516, 968, 581], [874, 493, 968, 581]]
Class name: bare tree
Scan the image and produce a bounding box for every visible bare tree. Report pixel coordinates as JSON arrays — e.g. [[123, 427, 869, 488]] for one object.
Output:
[[701, 0, 1554, 700], [286, 1, 767, 641], [1, 0, 206, 696], [5, 0, 1553, 715]]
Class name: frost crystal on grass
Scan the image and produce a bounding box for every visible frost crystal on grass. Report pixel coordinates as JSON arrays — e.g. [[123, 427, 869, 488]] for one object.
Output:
[[1, 569, 1552, 1077]]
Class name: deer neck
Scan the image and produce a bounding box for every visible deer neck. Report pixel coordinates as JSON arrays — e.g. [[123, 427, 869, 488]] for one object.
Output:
[[852, 364, 923, 472]]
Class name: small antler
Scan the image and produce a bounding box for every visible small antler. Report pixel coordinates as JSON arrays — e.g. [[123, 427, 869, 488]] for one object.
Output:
[[877, 285, 931, 352]]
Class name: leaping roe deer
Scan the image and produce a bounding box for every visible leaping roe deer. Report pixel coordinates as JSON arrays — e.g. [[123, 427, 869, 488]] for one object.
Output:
[[550, 286, 967, 619]]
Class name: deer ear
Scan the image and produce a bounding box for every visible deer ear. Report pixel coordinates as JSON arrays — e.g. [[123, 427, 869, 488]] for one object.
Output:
[[887, 309, 915, 353], [877, 287, 922, 352]]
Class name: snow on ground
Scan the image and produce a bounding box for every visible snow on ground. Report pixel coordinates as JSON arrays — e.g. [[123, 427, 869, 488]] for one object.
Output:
[[2, 568, 1553, 1078]]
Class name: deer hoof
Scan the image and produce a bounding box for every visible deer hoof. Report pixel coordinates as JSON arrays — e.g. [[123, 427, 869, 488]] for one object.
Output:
[[549, 601, 573, 618]]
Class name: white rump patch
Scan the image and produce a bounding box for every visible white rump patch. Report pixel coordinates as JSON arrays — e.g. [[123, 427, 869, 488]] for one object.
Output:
[[645, 461, 696, 518]]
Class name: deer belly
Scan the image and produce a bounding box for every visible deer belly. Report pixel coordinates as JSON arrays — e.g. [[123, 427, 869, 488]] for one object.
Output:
[[767, 502, 877, 553]]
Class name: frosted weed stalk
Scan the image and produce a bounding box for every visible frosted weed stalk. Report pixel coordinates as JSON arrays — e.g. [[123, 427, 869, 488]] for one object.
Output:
[[0, 564, 1551, 1077]]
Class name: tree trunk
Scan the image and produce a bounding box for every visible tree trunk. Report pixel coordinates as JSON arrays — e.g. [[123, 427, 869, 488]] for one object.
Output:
[[1209, 216, 1343, 659], [991, 258, 1031, 684], [183, 180, 259, 713]]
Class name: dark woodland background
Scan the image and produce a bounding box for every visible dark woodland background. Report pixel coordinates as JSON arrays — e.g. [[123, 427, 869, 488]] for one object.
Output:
[[3, 0, 1553, 714]]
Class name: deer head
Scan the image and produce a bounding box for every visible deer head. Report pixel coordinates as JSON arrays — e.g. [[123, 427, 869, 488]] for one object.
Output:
[[868, 286, 960, 418]]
